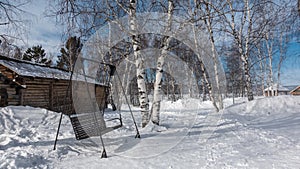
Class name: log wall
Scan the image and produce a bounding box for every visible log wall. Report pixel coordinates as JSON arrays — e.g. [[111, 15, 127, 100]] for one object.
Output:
[[0, 75, 108, 114], [0, 76, 21, 106]]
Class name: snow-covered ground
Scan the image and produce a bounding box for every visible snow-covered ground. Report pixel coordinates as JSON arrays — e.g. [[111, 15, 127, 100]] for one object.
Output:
[[1, 96, 300, 168]]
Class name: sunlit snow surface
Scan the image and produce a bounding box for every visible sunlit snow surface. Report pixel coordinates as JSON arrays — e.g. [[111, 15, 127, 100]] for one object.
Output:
[[0, 96, 300, 168]]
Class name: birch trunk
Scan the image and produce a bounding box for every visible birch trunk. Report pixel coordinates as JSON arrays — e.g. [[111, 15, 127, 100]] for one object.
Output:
[[193, 0, 219, 111], [129, 0, 149, 127], [202, 79, 206, 101], [276, 32, 285, 96], [200, 61, 219, 112], [257, 46, 265, 96], [227, 0, 254, 101], [265, 32, 274, 96], [241, 54, 254, 100], [204, 2, 223, 109], [244, 0, 254, 100], [151, 0, 174, 125]]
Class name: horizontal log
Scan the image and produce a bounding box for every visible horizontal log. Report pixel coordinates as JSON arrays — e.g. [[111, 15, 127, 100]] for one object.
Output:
[[25, 86, 50, 89], [24, 85, 49, 89], [6, 88, 16, 91], [25, 81, 52, 85], [23, 96, 49, 100], [23, 92, 49, 96], [7, 99, 20, 103], [53, 89, 69, 92], [23, 95, 49, 99], [7, 91, 16, 95], [23, 97, 49, 103], [7, 94, 19, 99], [53, 83, 69, 86], [24, 88, 49, 92], [23, 99, 49, 103], [0, 84, 13, 88], [53, 95, 69, 98], [53, 86, 69, 89], [24, 103, 49, 108], [8, 101, 20, 105], [53, 88, 69, 92], [23, 90, 49, 93]]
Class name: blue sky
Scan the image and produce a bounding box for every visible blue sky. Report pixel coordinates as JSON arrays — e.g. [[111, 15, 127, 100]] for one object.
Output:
[[20, 1, 300, 86], [280, 42, 300, 85], [22, 0, 63, 55]]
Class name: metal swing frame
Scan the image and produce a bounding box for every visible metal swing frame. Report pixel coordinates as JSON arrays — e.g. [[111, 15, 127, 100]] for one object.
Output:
[[53, 58, 140, 158]]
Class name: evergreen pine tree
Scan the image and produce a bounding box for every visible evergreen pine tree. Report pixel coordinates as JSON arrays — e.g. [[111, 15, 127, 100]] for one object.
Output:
[[22, 45, 51, 66]]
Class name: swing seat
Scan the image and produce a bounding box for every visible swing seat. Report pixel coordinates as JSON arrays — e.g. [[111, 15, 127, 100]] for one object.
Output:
[[68, 61, 122, 140], [53, 60, 140, 158], [69, 111, 122, 140]]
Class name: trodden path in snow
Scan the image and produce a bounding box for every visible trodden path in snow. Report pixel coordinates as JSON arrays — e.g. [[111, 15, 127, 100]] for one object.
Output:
[[0, 96, 300, 168]]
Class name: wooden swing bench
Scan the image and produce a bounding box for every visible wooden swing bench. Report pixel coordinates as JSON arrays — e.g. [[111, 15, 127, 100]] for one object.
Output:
[[69, 111, 122, 140], [53, 61, 139, 158]]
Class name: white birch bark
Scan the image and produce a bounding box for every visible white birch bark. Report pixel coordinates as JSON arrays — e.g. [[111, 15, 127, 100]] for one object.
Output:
[[257, 46, 265, 96], [203, 2, 223, 109], [265, 32, 274, 96], [129, 0, 149, 127], [276, 32, 285, 96], [193, 0, 219, 111], [226, 0, 254, 101], [151, 0, 174, 125], [243, 0, 254, 100]]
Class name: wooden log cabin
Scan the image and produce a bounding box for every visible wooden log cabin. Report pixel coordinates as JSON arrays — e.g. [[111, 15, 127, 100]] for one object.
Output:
[[290, 86, 300, 96], [0, 55, 110, 114]]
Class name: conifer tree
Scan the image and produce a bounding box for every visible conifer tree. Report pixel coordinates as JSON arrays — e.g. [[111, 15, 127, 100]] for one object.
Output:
[[22, 45, 51, 66]]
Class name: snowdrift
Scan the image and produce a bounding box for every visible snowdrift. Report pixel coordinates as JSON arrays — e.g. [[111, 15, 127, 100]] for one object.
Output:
[[0, 96, 299, 168]]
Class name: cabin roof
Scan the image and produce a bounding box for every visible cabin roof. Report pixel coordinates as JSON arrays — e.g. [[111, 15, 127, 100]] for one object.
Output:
[[290, 86, 300, 93], [264, 84, 290, 92], [0, 55, 70, 80], [0, 55, 108, 86]]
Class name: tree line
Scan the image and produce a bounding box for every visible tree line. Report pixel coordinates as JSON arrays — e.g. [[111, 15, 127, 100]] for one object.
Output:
[[0, 0, 299, 127]]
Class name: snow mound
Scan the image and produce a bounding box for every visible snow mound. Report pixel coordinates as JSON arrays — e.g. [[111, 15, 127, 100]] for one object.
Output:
[[0, 96, 299, 168]]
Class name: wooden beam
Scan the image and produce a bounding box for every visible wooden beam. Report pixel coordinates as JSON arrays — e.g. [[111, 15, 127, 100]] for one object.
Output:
[[49, 81, 53, 110]]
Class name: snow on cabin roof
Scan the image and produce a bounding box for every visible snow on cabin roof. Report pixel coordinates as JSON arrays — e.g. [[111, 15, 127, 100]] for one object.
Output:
[[0, 57, 71, 80], [0, 56, 109, 86], [264, 84, 290, 91]]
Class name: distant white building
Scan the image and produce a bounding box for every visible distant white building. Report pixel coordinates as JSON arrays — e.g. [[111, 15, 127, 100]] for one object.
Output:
[[264, 84, 290, 96]]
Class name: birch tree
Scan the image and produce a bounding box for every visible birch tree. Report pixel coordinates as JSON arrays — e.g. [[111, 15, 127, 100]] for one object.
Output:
[[195, 0, 224, 109], [129, 0, 150, 127], [0, 0, 30, 57], [265, 32, 274, 96], [187, 0, 221, 112], [151, 0, 174, 125], [276, 33, 286, 96], [222, 0, 255, 101]]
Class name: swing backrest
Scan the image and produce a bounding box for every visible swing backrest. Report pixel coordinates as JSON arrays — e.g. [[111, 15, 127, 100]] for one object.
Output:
[[69, 63, 121, 140]]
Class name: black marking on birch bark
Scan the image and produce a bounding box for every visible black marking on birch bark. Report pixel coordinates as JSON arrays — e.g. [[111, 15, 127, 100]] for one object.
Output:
[[137, 75, 143, 79]]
